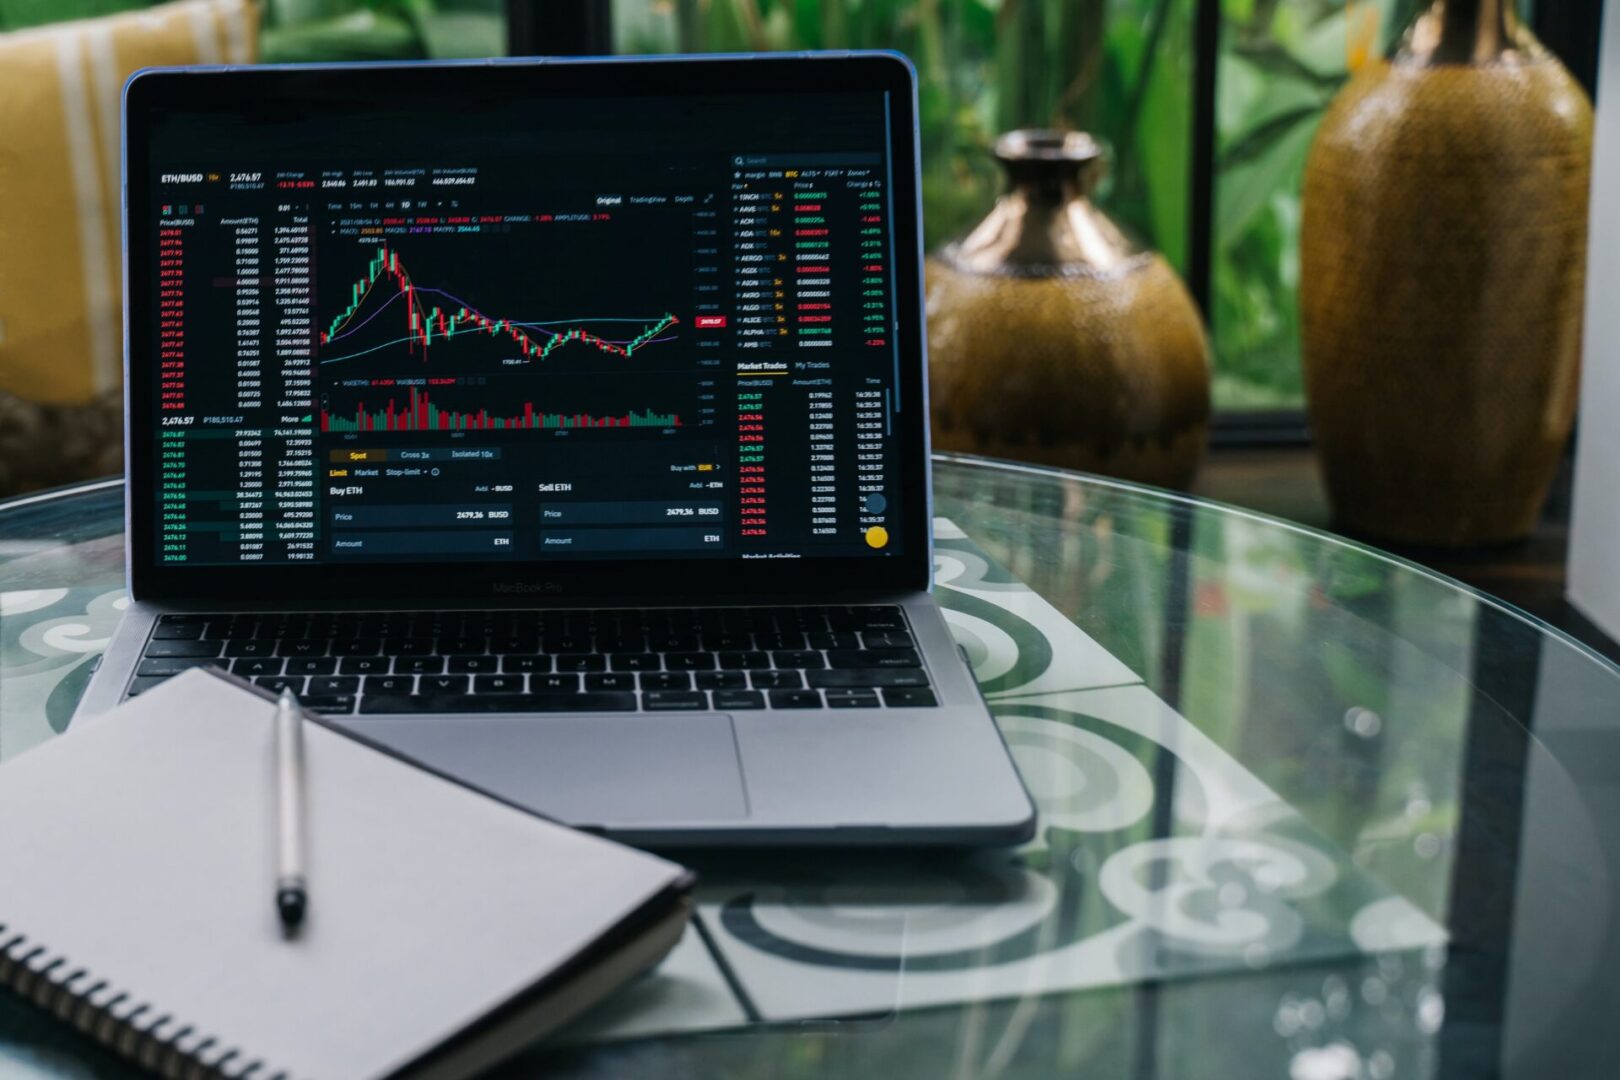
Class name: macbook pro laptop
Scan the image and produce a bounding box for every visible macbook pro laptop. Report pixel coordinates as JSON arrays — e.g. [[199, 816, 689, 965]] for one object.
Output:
[[77, 53, 1036, 846]]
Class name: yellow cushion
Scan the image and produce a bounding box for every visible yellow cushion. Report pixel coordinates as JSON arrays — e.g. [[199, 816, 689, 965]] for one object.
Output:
[[0, 0, 259, 407]]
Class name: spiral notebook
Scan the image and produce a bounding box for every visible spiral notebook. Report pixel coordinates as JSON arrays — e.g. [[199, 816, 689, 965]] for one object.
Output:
[[0, 668, 692, 1080]]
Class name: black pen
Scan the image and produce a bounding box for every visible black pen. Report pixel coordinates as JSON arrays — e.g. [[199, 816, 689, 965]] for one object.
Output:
[[274, 689, 309, 933]]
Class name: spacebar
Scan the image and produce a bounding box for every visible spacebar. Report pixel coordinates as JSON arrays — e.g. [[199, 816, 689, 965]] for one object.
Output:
[[359, 693, 638, 714]]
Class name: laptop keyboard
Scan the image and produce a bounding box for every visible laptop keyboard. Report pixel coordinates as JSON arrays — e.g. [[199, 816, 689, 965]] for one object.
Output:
[[127, 606, 937, 714]]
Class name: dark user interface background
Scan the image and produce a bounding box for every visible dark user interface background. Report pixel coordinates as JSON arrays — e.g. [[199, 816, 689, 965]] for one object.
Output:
[[146, 91, 904, 567]]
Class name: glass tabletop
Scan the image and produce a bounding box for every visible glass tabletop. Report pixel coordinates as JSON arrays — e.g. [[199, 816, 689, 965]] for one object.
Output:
[[2, 455, 1617, 1079]]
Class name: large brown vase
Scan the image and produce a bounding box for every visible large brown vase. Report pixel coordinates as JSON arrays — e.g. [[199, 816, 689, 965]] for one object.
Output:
[[926, 131, 1210, 490], [1300, 0, 1592, 546]]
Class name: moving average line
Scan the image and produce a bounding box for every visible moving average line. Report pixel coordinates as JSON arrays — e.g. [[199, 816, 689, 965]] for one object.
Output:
[[317, 243, 679, 364]]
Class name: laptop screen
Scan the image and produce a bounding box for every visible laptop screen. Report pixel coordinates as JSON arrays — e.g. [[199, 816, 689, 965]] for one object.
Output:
[[139, 78, 909, 573]]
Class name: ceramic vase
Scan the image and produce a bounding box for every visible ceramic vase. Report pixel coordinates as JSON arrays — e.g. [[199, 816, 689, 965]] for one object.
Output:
[[926, 131, 1211, 490], [1300, 0, 1593, 546]]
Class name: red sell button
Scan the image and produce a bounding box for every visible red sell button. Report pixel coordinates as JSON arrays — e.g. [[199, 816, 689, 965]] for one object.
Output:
[[694, 315, 728, 328]]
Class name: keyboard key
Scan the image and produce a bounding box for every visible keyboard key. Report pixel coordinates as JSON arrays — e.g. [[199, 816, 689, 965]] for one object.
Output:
[[286, 657, 338, 676], [331, 639, 382, 657], [855, 606, 907, 630], [769, 689, 822, 709], [448, 656, 498, 674], [358, 693, 637, 714], [712, 689, 766, 710], [474, 675, 526, 694], [641, 672, 691, 691], [223, 639, 278, 659], [751, 670, 803, 690], [754, 632, 807, 651], [420, 674, 470, 694], [531, 673, 581, 693], [363, 675, 413, 694], [136, 657, 223, 677], [340, 656, 390, 675], [144, 639, 224, 659], [643, 691, 707, 711], [611, 653, 661, 672], [126, 675, 173, 696], [807, 668, 930, 689], [883, 688, 939, 708], [542, 635, 590, 654], [278, 638, 330, 658], [255, 675, 306, 695], [397, 656, 446, 675], [554, 654, 606, 672], [826, 692, 881, 709], [384, 638, 436, 656], [151, 622, 204, 641], [771, 650, 824, 670], [664, 652, 715, 671], [502, 655, 549, 674], [718, 651, 771, 670], [827, 649, 921, 669], [306, 676, 361, 693], [695, 671, 747, 690], [489, 636, 540, 654], [862, 631, 915, 649], [302, 695, 357, 715], [806, 632, 860, 650], [232, 657, 283, 677], [438, 636, 487, 655], [585, 673, 636, 691]]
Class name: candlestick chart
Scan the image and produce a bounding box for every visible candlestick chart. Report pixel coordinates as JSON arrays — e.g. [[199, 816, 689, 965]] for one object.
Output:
[[318, 243, 679, 368]]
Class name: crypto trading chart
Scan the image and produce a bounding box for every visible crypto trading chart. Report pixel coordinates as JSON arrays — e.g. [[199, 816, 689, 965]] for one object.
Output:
[[146, 91, 904, 566]]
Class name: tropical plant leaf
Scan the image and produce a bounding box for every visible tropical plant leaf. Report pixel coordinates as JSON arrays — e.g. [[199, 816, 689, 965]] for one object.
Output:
[[1231, 39, 1343, 88], [413, 10, 501, 58], [1133, 0, 1192, 270], [260, 8, 423, 63], [1215, 108, 1315, 253], [1219, 103, 1320, 170]]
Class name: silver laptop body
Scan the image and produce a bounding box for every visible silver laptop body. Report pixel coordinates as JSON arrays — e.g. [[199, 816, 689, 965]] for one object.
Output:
[[77, 53, 1035, 846]]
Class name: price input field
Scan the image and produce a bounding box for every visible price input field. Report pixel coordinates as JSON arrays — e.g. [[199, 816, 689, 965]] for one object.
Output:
[[330, 504, 514, 528], [538, 501, 723, 526]]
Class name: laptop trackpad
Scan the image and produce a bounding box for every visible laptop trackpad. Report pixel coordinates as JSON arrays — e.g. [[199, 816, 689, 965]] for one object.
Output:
[[345, 713, 750, 823]]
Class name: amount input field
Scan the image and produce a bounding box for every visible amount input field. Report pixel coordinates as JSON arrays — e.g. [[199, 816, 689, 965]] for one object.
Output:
[[540, 527, 723, 552], [330, 531, 514, 555], [538, 501, 723, 526]]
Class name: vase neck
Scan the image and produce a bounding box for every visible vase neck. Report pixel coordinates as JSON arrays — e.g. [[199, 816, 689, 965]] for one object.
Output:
[[1398, 0, 1539, 66], [946, 130, 1141, 274]]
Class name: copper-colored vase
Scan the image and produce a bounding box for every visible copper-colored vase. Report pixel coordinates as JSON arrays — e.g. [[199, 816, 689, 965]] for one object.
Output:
[[926, 131, 1211, 489], [1301, 0, 1592, 546]]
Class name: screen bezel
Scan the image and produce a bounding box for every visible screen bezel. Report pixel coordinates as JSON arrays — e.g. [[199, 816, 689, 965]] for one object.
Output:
[[123, 53, 932, 603]]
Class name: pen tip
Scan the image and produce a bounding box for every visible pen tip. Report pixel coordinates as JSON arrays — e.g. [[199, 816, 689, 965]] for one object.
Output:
[[279, 688, 296, 705], [278, 888, 306, 929]]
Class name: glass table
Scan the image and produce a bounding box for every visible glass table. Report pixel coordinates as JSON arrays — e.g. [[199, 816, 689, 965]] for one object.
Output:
[[2, 454, 1618, 1079]]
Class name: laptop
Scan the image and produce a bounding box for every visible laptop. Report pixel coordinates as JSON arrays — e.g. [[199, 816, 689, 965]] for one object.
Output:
[[77, 52, 1036, 846]]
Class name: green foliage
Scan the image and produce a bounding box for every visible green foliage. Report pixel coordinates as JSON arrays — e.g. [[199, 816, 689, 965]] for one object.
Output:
[[0, 0, 150, 32], [16, 0, 1487, 414], [259, 0, 502, 63]]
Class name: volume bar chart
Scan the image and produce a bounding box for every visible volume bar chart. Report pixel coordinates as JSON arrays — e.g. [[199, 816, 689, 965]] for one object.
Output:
[[321, 388, 681, 432]]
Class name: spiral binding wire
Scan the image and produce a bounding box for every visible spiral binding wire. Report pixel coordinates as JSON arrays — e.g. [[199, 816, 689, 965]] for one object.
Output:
[[0, 927, 288, 1080]]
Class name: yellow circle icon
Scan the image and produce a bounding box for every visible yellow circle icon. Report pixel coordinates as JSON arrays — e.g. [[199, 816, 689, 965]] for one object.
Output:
[[864, 526, 889, 549]]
